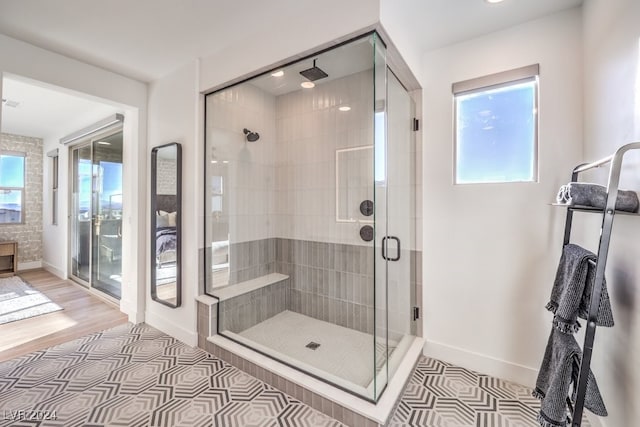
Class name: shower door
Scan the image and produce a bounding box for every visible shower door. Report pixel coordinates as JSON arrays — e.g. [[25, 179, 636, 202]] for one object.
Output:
[[373, 46, 419, 397], [70, 130, 123, 300], [386, 71, 418, 360]]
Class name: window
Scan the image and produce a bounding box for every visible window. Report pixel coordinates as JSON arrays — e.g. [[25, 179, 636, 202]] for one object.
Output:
[[48, 150, 59, 225], [454, 64, 539, 184], [0, 152, 26, 224]]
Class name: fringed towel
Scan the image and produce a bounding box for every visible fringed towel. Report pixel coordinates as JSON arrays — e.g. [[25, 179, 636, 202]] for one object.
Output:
[[533, 328, 607, 427], [556, 182, 639, 213], [547, 244, 614, 334]]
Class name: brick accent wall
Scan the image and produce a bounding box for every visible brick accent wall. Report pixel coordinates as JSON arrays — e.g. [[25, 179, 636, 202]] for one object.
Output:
[[0, 133, 43, 265]]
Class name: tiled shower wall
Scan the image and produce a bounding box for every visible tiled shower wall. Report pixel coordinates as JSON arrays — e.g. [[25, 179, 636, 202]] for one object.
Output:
[[206, 83, 277, 245], [218, 278, 290, 333], [227, 238, 277, 285], [274, 70, 374, 247], [204, 68, 423, 339], [215, 236, 422, 337], [276, 238, 375, 334]]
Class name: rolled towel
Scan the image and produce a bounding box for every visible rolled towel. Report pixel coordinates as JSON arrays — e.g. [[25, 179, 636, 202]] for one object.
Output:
[[555, 185, 567, 204], [557, 182, 639, 213]]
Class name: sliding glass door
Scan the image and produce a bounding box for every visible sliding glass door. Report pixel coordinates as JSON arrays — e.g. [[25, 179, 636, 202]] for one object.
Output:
[[70, 129, 123, 300]]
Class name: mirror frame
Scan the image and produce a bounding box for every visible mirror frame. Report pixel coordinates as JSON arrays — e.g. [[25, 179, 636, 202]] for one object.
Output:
[[150, 142, 182, 308]]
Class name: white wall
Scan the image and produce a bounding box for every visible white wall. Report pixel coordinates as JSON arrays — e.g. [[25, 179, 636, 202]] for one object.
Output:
[[42, 136, 65, 278], [146, 61, 199, 345], [379, 0, 424, 87], [0, 34, 147, 323], [420, 8, 584, 385], [578, 0, 640, 425]]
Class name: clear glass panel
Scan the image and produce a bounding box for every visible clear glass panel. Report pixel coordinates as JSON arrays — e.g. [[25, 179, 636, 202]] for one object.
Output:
[[70, 131, 123, 300], [0, 189, 22, 223], [372, 33, 389, 399], [205, 34, 382, 400], [71, 144, 92, 283], [91, 131, 123, 299], [386, 71, 417, 380]]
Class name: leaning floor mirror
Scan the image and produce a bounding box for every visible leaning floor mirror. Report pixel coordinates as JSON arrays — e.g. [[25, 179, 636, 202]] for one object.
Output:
[[151, 142, 182, 307]]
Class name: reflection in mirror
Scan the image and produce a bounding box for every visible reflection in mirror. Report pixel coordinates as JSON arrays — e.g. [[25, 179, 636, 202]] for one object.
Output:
[[210, 172, 230, 287], [151, 142, 181, 307], [335, 145, 374, 223]]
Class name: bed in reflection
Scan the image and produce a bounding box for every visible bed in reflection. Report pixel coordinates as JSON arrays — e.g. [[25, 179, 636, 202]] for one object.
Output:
[[155, 195, 177, 285]]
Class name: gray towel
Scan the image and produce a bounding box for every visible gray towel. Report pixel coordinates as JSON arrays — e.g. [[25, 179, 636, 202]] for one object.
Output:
[[547, 244, 614, 334], [533, 328, 607, 427], [556, 182, 639, 213]]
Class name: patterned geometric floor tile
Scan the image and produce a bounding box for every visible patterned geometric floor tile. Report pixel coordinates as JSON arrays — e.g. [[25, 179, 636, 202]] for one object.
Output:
[[0, 324, 345, 427], [0, 323, 556, 427], [390, 357, 548, 427]]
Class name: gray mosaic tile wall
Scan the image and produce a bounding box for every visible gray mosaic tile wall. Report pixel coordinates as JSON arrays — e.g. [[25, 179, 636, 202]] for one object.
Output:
[[0, 133, 43, 264], [228, 238, 277, 285], [276, 238, 375, 334], [207, 238, 422, 337], [219, 278, 290, 333]]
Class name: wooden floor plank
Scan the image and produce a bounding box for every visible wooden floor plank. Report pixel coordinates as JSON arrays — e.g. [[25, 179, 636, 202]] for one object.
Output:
[[0, 269, 128, 362]]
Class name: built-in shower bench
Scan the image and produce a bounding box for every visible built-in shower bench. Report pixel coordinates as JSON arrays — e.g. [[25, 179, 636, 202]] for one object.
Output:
[[212, 273, 289, 301]]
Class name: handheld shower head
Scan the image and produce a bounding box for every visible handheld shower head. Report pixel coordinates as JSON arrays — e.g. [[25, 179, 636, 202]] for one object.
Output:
[[243, 128, 260, 142]]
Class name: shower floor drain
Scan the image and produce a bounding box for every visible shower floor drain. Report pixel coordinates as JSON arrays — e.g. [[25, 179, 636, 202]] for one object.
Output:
[[305, 342, 320, 350]]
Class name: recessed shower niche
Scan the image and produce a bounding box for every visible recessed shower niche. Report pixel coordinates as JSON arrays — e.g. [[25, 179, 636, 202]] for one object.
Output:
[[201, 32, 422, 405]]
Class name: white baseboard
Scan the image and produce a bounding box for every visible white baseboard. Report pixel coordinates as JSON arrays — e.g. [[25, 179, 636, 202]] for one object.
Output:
[[18, 260, 42, 271], [145, 310, 198, 347], [119, 298, 144, 324], [42, 262, 65, 279], [424, 339, 538, 387]]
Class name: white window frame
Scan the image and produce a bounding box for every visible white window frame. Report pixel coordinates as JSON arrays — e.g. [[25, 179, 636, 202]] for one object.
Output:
[[47, 149, 59, 225], [0, 151, 26, 225], [453, 64, 540, 185]]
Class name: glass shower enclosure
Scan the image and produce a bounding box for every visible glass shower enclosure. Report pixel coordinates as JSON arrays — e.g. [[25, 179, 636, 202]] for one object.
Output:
[[204, 32, 419, 401]]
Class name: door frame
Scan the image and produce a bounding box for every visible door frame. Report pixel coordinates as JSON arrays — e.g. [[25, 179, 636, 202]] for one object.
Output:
[[67, 125, 123, 304]]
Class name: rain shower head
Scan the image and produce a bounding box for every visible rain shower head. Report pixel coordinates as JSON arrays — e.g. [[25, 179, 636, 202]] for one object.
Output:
[[243, 128, 260, 142], [299, 59, 328, 82]]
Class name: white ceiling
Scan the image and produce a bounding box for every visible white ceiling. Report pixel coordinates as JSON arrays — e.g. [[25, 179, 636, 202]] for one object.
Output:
[[1, 77, 120, 140], [387, 0, 583, 53], [250, 36, 374, 96], [0, 0, 583, 84], [0, 0, 583, 140]]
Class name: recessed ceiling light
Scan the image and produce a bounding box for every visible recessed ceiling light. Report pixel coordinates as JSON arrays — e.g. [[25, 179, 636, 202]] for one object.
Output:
[[97, 141, 111, 145], [338, 106, 351, 112], [211, 160, 218, 163], [271, 70, 284, 77], [485, 0, 505, 3], [300, 81, 315, 89], [222, 160, 229, 164]]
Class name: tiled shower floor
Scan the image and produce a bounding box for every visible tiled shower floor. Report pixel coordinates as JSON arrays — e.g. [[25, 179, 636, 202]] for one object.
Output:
[[232, 310, 396, 391]]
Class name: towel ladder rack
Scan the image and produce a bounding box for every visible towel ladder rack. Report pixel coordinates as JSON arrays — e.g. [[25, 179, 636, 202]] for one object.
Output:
[[556, 141, 640, 426]]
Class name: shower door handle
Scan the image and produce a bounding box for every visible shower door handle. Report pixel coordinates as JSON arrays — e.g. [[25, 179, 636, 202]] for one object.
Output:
[[381, 236, 401, 261]]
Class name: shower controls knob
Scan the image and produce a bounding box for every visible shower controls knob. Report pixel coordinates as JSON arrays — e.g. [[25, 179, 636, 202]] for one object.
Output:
[[360, 225, 373, 242], [360, 200, 374, 216]]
